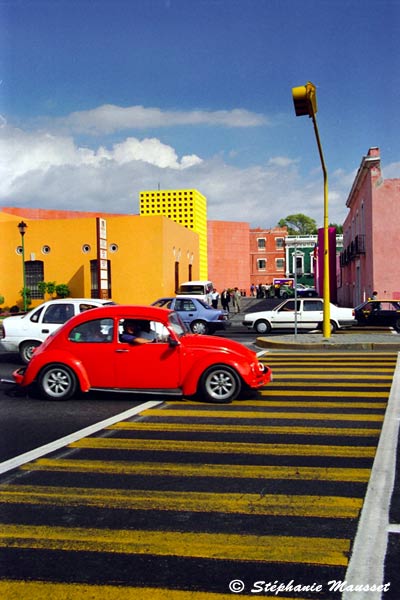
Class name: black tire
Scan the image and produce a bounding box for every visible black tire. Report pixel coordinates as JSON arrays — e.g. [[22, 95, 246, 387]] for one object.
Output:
[[199, 364, 241, 403], [38, 363, 78, 400], [330, 320, 338, 333], [190, 320, 208, 335], [255, 319, 271, 334], [20, 340, 41, 364], [394, 318, 400, 332]]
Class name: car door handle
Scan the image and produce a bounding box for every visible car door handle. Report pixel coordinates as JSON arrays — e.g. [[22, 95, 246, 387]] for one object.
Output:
[[115, 349, 129, 353], [41, 329, 50, 334]]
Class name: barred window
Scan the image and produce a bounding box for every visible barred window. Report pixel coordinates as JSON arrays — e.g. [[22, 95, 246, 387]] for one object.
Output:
[[25, 261, 44, 299]]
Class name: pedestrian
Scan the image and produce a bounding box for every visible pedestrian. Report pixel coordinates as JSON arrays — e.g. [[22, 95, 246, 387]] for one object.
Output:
[[211, 288, 220, 309], [221, 289, 231, 312], [233, 287, 241, 313]]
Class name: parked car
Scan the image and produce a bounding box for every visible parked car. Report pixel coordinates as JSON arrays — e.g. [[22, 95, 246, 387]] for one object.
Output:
[[11, 305, 272, 403], [354, 299, 400, 331], [152, 296, 230, 334], [242, 298, 356, 333], [0, 298, 114, 363], [279, 284, 318, 298]]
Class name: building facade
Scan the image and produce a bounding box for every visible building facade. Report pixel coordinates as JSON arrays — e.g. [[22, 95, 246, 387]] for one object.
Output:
[[207, 220, 250, 294], [140, 189, 208, 280], [338, 147, 400, 306], [249, 227, 287, 287], [0, 208, 199, 309]]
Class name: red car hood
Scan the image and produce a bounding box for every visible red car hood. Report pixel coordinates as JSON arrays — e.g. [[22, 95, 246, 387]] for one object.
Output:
[[181, 333, 256, 359]]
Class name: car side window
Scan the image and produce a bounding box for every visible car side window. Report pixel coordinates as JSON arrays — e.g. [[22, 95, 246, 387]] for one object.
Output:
[[79, 303, 99, 312], [175, 299, 196, 311], [29, 306, 45, 323], [303, 300, 323, 311], [69, 318, 114, 343], [42, 303, 74, 324], [279, 300, 297, 312]]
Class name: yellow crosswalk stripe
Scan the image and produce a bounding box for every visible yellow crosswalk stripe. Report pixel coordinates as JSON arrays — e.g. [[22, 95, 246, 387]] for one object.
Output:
[[70, 437, 377, 457], [139, 409, 384, 422], [108, 421, 381, 436], [0, 581, 309, 600], [0, 523, 351, 565], [20, 458, 372, 482]]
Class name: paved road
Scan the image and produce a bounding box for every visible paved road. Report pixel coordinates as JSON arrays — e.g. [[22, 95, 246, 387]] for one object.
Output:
[[0, 351, 398, 599]]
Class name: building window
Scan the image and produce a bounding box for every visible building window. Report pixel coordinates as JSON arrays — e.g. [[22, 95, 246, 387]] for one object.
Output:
[[25, 260, 45, 299], [82, 244, 91, 253], [276, 258, 284, 271], [90, 259, 112, 299], [276, 237, 284, 249], [257, 259, 266, 270], [292, 253, 304, 275], [41, 245, 51, 255], [257, 238, 266, 250]]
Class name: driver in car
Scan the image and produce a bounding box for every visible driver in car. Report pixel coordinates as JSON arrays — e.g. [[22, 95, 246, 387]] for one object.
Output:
[[120, 320, 156, 344]]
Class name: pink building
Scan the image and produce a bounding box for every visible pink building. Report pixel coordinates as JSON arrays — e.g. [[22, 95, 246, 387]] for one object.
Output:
[[339, 147, 400, 306], [207, 220, 250, 293]]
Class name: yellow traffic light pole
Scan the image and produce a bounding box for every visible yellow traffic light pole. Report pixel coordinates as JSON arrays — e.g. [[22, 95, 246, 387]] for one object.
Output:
[[292, 82, 331, 339]]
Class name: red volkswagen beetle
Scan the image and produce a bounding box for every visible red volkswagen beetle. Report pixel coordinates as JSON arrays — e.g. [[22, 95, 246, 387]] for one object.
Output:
[[12, 305, 271, 404]]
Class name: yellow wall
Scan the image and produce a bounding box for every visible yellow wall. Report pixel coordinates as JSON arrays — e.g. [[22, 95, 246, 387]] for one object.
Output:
[[0, 213, 199, 309]]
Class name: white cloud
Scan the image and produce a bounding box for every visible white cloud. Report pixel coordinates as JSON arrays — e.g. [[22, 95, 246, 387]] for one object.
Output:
[[50, 104, 269, 135], [0, 123, 351, 227]]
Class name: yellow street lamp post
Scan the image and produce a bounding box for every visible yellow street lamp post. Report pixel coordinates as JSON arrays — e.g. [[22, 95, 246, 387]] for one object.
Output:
[[292, 82, 330, 338], [17, 221, 28, 312]]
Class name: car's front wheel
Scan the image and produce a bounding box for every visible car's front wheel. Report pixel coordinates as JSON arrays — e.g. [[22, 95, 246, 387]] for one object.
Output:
[[199, 364, 241, 403], [38, 363, 78, 400], [190, 320, 208, 335], [20, 340, 41, 364], [254, 319, 271, 334]]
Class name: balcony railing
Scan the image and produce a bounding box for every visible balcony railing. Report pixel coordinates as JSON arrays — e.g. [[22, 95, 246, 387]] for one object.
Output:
[[340, 234, 366, 266]]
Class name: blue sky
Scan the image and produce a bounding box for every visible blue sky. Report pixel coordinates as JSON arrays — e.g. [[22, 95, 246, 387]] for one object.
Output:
[[0, 0, 399, 227]]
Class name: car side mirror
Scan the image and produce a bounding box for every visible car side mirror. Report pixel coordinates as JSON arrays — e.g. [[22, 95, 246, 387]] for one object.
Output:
[[168, 335, 179, 347]]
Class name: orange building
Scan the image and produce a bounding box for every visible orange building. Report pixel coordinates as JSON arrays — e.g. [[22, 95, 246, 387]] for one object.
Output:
[[0, 208, 199, 309]]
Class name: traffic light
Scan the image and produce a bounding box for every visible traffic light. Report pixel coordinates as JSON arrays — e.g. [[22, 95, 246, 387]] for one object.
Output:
[[292, 82, 318, 117]]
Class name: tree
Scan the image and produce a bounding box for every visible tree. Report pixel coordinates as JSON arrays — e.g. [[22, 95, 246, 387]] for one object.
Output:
[[278, 214, 318, 235]]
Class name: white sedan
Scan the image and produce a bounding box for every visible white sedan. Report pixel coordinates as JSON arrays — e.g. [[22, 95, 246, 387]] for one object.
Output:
[[0, 298, 114, 363], [242, 298, 356, 334]]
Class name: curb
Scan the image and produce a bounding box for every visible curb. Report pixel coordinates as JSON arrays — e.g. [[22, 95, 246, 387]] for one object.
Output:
[[255, 338, 400, 351]]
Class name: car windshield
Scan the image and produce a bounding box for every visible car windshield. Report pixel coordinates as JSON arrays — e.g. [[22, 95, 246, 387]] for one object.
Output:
[[153, 299, 173, 309], [168, 312, 187, 337]]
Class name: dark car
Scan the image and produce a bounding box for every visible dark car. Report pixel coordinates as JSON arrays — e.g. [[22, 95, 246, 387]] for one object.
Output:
[[354, 299, 400, 331]]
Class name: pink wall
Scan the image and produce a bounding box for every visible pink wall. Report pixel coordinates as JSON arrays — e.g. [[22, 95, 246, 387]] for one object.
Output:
[[207, 220, 250, 293]]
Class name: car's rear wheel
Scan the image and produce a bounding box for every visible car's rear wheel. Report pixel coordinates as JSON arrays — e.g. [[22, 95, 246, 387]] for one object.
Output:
[[190, 320, 208, 335], [199, 364, 241, 403], [255, 319, 271, 334], [394, 318, 400, 332], [38, 363, 78, 400], [330, 320, 338, 333], [20, 340, 41, 364]]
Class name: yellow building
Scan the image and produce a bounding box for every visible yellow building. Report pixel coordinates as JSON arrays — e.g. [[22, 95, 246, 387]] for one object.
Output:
[[139, 189, 208, 279], [0, 208, 199, 309]]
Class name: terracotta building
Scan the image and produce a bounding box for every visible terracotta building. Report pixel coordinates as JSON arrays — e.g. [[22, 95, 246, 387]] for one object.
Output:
[[207, 220, 250, 293], [249, 226, 287, 287], [339, 147, 400, 306]]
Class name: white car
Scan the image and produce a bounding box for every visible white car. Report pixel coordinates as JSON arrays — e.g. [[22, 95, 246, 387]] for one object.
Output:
[[0, 298, 114, 363], [242, 298, 356, 334]]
